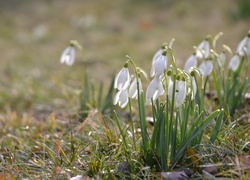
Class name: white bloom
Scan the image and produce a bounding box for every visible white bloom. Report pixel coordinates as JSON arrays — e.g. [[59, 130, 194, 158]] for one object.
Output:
[[217, 52, 226, 67], [152, 48, 163, 66], [113, 89, 129, 108], [129, 77, 142, 99], [237, 35, 250, 56], [196, 39, 210, 59], [146, 77, 164, 103], [176, 80, 187, 107], [150, 54, 167, 77], [168, 77, 187, 107], [228, 55, 240, 72], [114, 66, 130, 90], [191, 76, 197, 100], [60, 46, 75, 66], [199, 61, 213, 77], [184, 54, 197, 72], [168, 76, 174, 99]]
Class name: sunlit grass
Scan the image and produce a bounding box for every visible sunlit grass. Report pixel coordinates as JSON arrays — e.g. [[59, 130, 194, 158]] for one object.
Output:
[[0, 1, 250, 179]]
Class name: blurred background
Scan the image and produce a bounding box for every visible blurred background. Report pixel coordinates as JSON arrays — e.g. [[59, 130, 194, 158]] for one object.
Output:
[[0, 0, 249, 116]]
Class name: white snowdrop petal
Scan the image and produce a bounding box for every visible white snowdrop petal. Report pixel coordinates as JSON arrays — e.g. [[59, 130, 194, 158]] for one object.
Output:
[[114, 68, 130, 90], [184, 55, 197, 72], [218, 53, 226, 67], [150, 54, 167, 77], [196, 49, 204, 59], [246, 37, 250, 56], [129, 78, 138, 99], [146, 78, 158, 100], [113, 90, 121, 105], [191, 77, 197, 100], [237, 37, 247, 55], [60, 46, 75, 66], [168, 77, 174, 100], [154, 56, 166, 77], [197, 41, 205, 49], [60, 47, 70, 63], [116, 69, 127, 90], [176, 81, 186, 107], [119, 90, 129, 108], [196, 40, 210, 59], [66, 47, 75, 66], [152, 49, 163, 65], [204, 41, 210, 58], [155, 82, 165, 101], [228, 55, 240, 71], [199, 61, 213, 77]]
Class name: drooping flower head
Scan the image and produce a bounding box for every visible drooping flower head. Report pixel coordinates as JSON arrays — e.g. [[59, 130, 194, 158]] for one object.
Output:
[[60, 45, 75, 66], [114, 63, 130, 90], [184, 53, 197, 72], [237, 31, 250, 57], [168, 75, 187, 107], [217, 51, 226, 68], [228, 54, 240, 72], [150, 50, 168, 78], [113, 89, 129, 108], [199, 60, 213, 77], [146, 77, 165, 104], [175, 77, 187, 107], [195, 37, 210, 59], [129, 74, 142, 99]]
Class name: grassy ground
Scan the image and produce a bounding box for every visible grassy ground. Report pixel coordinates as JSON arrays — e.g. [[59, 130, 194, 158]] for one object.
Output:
[[0, 0, 250, 179]]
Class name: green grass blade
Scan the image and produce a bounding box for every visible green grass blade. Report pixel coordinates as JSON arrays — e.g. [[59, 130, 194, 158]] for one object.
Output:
[[210, 109, 224, 143]]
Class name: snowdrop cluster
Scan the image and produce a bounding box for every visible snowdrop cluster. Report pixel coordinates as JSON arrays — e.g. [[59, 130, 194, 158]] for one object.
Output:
[[146, 49, 168, 103], [146, 45, 198, 107], [184, 37, 213, 77], [112, 31, 250, 109], [228, 31, 250, 71], [113, 46, 197, 108]]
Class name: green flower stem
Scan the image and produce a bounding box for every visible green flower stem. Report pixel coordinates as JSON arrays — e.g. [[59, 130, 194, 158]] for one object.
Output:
[[170, 74, 176, 162], [128, 98, 136, 151], [126, 55, 149, 156]]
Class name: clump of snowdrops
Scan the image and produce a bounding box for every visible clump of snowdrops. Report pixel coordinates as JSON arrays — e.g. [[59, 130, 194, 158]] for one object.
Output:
[[113, 31, 250, 171]]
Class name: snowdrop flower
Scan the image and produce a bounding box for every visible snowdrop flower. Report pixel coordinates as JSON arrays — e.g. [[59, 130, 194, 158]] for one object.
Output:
[[168, 76, 187, 107], [168, 76, 174, 98], [152, 48, 163, 66], [217, 52, 226, 68], [114, 63, 130, 90], [228, 55, 240, 72], [184, 54, 197, 72], [237, 32, 250, 56], [113, 89, 129, 108], [199, 61, 213, 77], [195, 38, 210, 59], [151, 43, 168, 66], [150, 51, 168, 77], [175, 78, 187, 107], [60, 45, 75, 66], [129, 76, 142, 99], [146, 77, 164, 103]]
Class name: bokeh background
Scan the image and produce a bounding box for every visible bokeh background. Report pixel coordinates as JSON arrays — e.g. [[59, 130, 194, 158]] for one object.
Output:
[[0, 0, 249, 117]]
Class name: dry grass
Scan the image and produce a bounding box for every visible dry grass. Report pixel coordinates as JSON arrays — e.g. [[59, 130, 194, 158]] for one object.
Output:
[[0, 0, 249, 179]]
